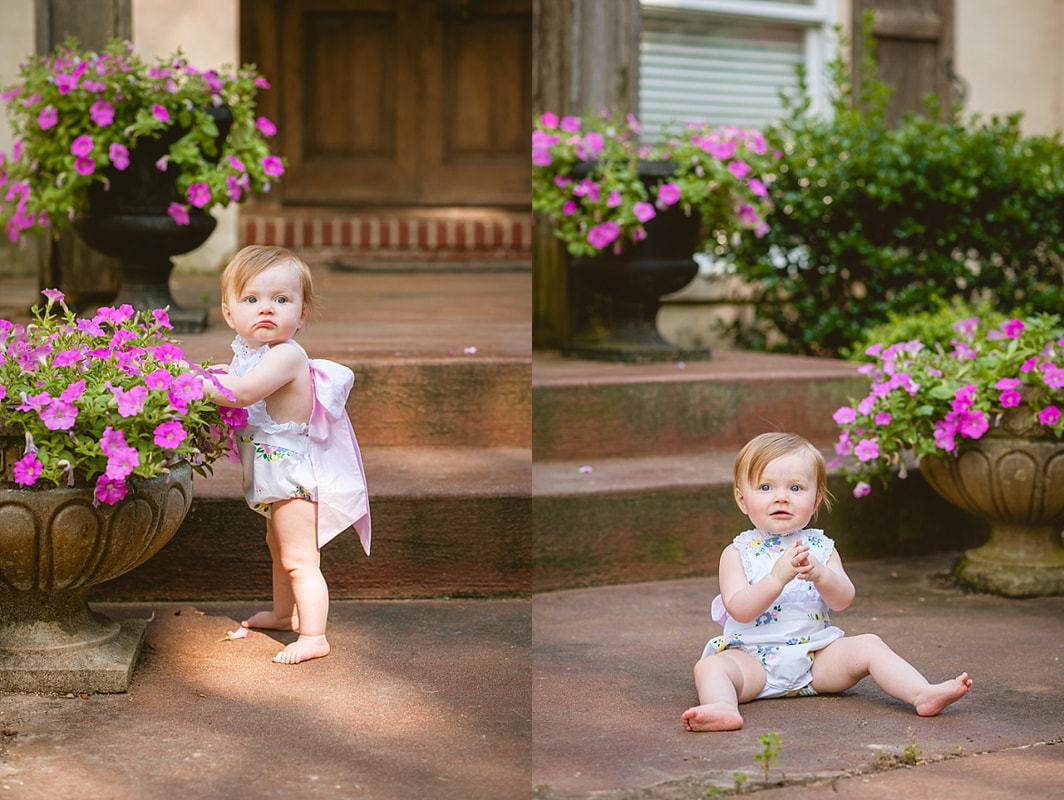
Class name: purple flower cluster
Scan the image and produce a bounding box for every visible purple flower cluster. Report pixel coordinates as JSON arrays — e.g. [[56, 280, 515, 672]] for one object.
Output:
[[532, 110, 777, 259], [0, 40, 284, 242], [0, 290, 245, 504], [832, 314, 1064, 497]]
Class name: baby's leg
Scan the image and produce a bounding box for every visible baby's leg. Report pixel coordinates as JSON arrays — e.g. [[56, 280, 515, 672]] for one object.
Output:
[[242, 521, 299, 631], [683, 650, 766, 732], [267, 498, 331, 665], [811, 634, 972, 715]]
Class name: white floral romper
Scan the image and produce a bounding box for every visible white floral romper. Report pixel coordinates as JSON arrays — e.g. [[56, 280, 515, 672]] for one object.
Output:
[[230, 336, 316, 515], [701, 529, 845, 699], [228, 335, 372, 555]]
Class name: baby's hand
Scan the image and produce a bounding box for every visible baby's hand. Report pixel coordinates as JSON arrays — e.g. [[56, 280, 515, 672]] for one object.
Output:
[[771, 540, 811, 584], [796, 552, 826, 582]]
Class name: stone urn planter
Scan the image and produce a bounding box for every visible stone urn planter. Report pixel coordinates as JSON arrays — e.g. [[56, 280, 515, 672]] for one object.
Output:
[[0, 447, 193, 693], [564, 161, 710, 363], [920, 405, 1064, 597], [71, 107, 233, 334]]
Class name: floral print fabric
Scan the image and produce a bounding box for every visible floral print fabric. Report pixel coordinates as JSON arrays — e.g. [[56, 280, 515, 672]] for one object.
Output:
[[701, 528, 845, 698]]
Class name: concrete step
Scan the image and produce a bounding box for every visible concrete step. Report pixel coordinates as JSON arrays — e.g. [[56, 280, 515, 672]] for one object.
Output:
[[532, 349, 868, 460], [94, 446, 531, 601], [532, 351, 988, 591], [532, 452, 986, 592], [350, 357, 530, 448]]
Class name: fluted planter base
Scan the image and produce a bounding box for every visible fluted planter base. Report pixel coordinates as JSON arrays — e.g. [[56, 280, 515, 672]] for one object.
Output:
[[0, 462, 192, 692], [0, 615, 146, 694], [921, 427, 1064, 597], [951, 523, 1064, 597]]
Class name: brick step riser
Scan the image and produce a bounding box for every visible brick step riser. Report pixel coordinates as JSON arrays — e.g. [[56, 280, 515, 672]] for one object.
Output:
[[533, 375, 868, 460], [533, 472, 986, 592], [242, 214, 533, 254], [354, 361, 531, 448], [93, 493, 532, 601]]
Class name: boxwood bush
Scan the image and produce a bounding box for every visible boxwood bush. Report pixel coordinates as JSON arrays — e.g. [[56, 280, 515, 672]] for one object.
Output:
[[725, 28, 1064, 358]]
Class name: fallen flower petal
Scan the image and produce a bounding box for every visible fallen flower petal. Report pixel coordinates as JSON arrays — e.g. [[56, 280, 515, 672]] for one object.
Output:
[[220, 626, 249, 642]]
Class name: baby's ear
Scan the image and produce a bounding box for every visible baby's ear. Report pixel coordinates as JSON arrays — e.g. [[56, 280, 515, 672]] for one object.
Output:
[[733, 486, 748, 514]]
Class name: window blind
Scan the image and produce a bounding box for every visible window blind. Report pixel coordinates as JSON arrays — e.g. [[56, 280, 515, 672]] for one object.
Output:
[[639, 14, 806, 136]]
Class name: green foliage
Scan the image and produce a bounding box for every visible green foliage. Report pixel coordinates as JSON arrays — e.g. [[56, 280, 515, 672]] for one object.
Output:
[[846, 297, 1007, 359], [727, 16, 1064, 357], [755, 731, 783, 783], [531, 111, 776, 258], [903, 728, 923, 765], [1, 38, 281, 242]]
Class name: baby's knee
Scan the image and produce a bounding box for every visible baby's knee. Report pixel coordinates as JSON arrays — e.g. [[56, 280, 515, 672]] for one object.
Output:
[[851, 632, 889, 654]]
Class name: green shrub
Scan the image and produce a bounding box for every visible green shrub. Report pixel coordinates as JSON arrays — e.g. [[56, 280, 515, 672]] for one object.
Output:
[[844, 296, 1006, 359], [725, 18, 1064, 358]]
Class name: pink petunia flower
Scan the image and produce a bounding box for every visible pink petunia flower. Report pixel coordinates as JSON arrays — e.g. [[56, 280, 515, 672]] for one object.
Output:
[[90, 99, 114, 126], [154, 420, 188, 448], [261, 155, 284, 177], [167, 202, 190, 226], [633, 202, 656, 223], [587, 221, 620, 250], [186, 182, 211, 208], [109, 143, 130, 170], [94, 475, 128, 505], [656, 182, 680, 208], [854, 439, 879, 462], [256, 116, 277, 136], [1039, 406, 1061, 426], [152, 104, 170, 123], [13, 452, 43, 485], [71, 135, 94, 157], [38, 106, 58, 130]]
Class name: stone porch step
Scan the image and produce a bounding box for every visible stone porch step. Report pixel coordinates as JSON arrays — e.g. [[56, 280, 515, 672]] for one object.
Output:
[[532, 352, 987, 592], [95, 445, 531, 601], [532, 350, 869, 461]]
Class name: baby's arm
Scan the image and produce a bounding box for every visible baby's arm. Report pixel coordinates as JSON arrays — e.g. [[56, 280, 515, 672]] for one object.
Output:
[[206, 343, 305, 408], [718, 542, 807, 623], [798, 548, 856, 610]]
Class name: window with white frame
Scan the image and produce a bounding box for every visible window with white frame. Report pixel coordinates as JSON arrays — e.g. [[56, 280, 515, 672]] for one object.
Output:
[[638, 0, 836, 136]]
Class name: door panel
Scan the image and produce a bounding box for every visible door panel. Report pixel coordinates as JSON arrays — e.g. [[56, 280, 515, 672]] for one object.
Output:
[[244, 0, 531, 207]]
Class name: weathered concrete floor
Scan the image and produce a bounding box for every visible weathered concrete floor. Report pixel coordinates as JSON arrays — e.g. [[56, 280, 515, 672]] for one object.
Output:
[[533, 551, 1064, 799], [1, 598, 530, 800]]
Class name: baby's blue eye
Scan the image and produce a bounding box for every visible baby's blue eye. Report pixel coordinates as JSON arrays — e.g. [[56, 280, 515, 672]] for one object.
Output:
[[791, 484, 803, 492], [276, 296, 287, 304], [245, 296, 257, 304], [760, 483, 772, 491]]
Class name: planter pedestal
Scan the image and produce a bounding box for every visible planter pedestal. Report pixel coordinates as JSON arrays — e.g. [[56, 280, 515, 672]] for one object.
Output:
[[564, 162, 711, 363], [920, 415, 1064, 597], [0, 461, 193, 692]]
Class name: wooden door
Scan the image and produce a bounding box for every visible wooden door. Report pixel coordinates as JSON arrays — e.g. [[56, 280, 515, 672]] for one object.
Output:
[[852, 0, 956, 124], [241, 0, 531, 208]]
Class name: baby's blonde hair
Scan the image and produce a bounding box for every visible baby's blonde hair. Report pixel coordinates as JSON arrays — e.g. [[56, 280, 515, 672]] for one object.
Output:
[[734, 432, 833, 513], [221, 245, 315, 318]]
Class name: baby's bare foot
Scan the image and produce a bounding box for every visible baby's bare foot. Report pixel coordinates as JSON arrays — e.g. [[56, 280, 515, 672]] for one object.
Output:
[[273, 634, 330, 665], [242, 610, 298, 631], [682, 703, 744, 732], [915, 672, 973, 716]]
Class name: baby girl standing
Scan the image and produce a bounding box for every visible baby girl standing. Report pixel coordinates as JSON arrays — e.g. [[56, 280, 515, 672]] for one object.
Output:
[[207, 245, 370, 664]]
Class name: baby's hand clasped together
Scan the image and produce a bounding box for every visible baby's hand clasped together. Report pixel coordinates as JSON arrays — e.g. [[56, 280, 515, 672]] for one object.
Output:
[[770, 539, 826, 584]]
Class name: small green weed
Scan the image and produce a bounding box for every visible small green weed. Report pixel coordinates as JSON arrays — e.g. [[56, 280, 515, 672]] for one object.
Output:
[[755, 731, 783, 783]]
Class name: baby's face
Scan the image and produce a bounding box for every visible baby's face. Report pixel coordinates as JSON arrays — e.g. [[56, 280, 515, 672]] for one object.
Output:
[[734, 451, 820, 535], [222, 263, 308, 345]]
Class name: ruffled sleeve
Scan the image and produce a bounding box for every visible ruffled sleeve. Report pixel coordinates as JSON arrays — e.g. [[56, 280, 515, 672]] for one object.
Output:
[[307, 358, 371, 554]]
